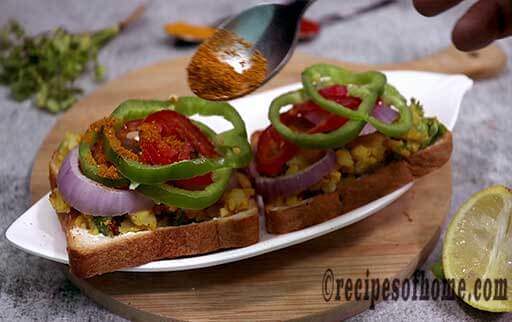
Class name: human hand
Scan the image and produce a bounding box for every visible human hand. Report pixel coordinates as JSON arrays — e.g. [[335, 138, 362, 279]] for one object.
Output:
[[413, 0, 512, 51]]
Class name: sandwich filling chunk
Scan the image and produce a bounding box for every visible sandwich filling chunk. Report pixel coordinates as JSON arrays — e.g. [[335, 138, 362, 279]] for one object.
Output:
[[50, 97, 255, 237], [252, 64, 449, 208], [51, 176, 255, 237], [266, 101, 446, 207]]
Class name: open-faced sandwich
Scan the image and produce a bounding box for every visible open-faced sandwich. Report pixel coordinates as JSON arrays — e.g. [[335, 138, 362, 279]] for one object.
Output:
[[49, 97, 258, 278], [250, 64, 452, 234]]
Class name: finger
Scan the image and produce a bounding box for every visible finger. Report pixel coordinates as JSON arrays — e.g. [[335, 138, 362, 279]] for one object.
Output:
[[413, 0, 464, 17], [452, 0, 512, 51]]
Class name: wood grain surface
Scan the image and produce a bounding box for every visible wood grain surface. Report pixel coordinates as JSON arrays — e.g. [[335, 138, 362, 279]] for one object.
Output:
[[29, 45, 502, 321]]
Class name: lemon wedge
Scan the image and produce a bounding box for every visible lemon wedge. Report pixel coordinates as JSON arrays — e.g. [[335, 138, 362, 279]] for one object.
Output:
[[443, 185, 512, 312]]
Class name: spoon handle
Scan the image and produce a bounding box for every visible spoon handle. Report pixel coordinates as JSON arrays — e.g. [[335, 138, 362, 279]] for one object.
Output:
[[286, 0, 318, 15]]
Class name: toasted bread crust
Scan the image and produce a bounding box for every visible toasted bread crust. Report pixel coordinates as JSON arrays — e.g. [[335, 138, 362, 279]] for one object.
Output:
[[57, 209, 258, 278], [265, 193, 342, 234], [261, 131, 452, 234], [49, 150, 259, 279]]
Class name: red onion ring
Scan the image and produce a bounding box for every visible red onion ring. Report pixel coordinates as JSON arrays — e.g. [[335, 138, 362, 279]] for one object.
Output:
[[250, 150, 337, 199], [360, 102, 398, 136], [57, 149, 154, 216], [300, 101, 398, 136]]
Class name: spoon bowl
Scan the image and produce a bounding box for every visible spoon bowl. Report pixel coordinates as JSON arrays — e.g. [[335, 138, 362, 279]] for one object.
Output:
[[189, 0, 315, 100]]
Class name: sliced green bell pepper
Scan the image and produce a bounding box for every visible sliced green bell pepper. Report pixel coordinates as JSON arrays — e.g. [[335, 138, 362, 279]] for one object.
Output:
[[78, 124, 129, 188], [269, 65, 413, 149], [269, 89, 370, 149], [137, 168, 232, 209], [302, 64, 386, 120], [175, 96, 251, 169], [304, 64, 412, 138], [103, 97, 251, 184], [367, 84, 412, 138]]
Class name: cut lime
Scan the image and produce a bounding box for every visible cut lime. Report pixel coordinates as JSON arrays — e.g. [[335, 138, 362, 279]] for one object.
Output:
[[443, 185, 512, 312]]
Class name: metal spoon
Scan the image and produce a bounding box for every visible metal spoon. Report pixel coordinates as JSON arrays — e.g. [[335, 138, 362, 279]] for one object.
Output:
[[188, 0, 316, 100]]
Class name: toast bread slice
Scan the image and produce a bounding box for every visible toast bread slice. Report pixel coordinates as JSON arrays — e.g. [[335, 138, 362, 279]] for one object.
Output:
[[49, 150, 259, 278], [252, 131, 452, 234]]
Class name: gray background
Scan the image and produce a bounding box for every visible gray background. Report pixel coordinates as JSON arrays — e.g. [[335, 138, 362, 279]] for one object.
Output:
[[1, 0, 511, 321]]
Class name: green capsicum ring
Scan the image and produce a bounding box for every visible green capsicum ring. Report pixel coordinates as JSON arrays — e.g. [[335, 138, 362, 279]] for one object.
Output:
[[270, 65, 413, 149], [302, 64, 386, 120], [78, 123, 129, 188], [366, 84, 412, 138], [175, 96, 251, 169], [103, 119, 228, 183], [136, 167, 232, 210], [269, 89, 370, 149], [103, 97, 251, 184]]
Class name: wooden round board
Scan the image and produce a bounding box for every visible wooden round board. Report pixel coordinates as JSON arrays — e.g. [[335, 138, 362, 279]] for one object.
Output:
[[29, 46, 504, 321], [65, 163, 451, 322]]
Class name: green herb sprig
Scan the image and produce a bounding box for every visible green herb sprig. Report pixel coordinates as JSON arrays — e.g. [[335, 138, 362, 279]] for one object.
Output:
[[0, 4, 145, 113]]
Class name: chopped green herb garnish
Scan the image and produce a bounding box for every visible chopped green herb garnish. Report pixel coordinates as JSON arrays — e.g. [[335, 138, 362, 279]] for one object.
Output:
[[93, 216, 114, 237], [0, 21, 119, 112], [0, 5, 144, 112]]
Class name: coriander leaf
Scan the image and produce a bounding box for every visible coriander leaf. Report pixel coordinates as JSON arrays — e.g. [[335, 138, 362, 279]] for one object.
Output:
[[0, 19, 120, 113]]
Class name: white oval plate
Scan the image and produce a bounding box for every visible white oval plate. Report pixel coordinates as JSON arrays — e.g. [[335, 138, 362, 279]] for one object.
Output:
[[6, 71, 472, 272]]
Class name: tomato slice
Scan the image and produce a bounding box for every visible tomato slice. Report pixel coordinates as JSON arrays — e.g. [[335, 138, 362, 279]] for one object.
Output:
[[138, 110, 219, 166], [137, 110, 219, 189], [139, 138, 177, 165], [255, 85, 363, 176], [308, 115, 349, 134], [144, 110, 218, 158], [318, 84, 361, 108], [291, 85, 362, 134], [306, 85, 360, 130], [256, 124, 299, 177], [173, 173, 214, 190], [138, 123, 192, 165]]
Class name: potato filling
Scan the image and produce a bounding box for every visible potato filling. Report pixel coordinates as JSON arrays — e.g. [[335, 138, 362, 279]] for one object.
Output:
[[268, 101, 446, 207], [52, 173, 256, 237]]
